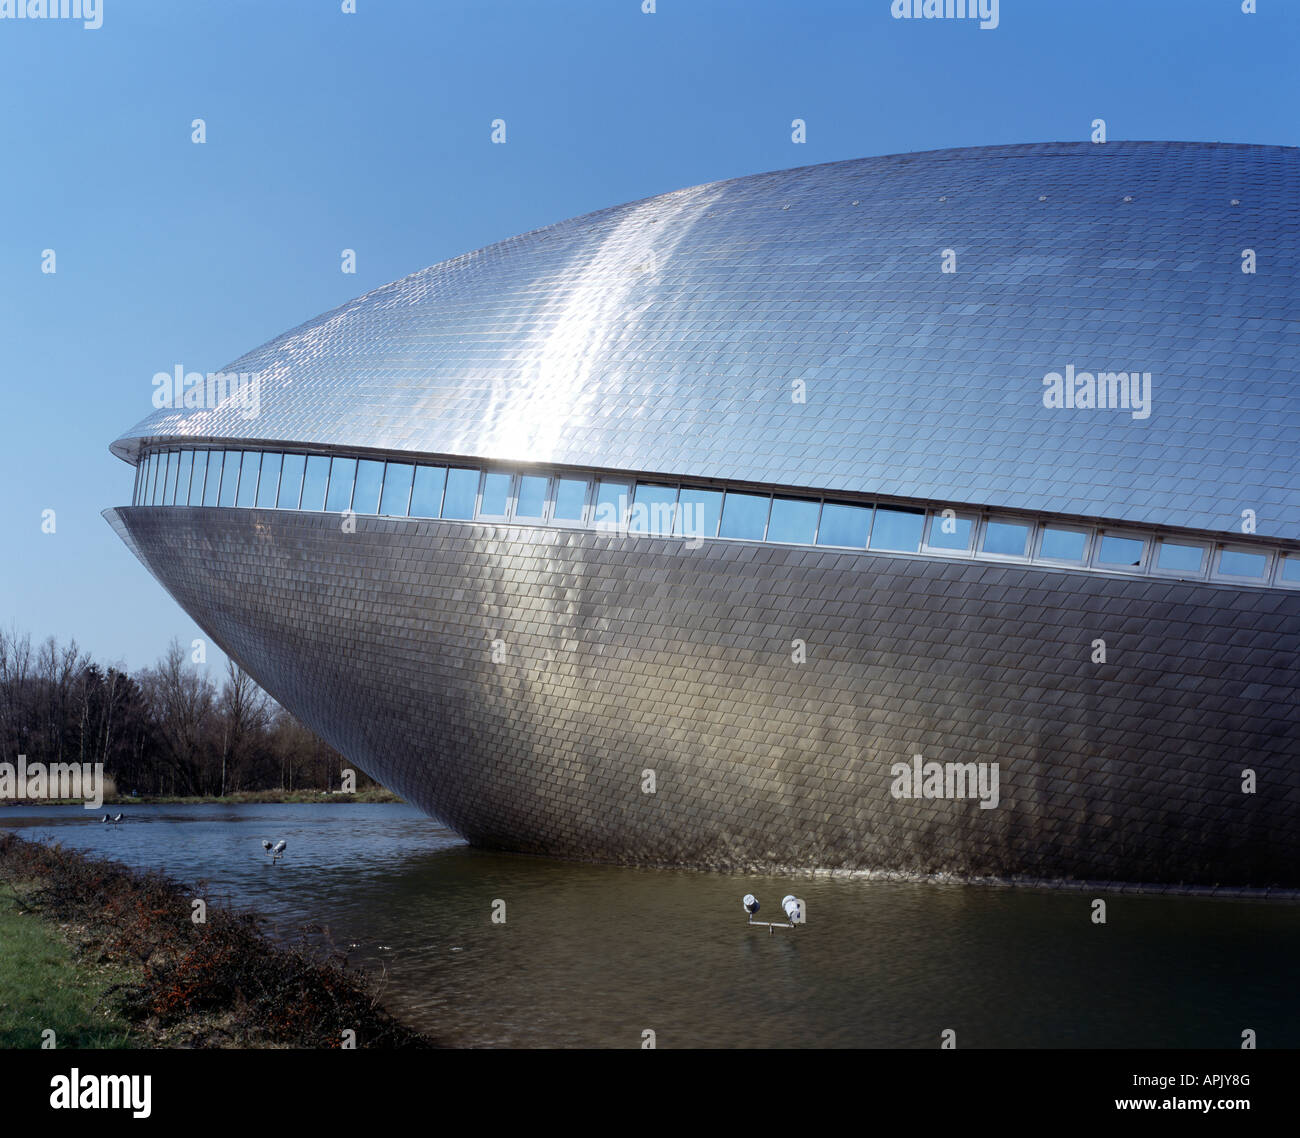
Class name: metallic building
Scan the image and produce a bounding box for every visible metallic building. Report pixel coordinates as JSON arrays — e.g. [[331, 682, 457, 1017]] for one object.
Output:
[[107, 142, 1300, 888]]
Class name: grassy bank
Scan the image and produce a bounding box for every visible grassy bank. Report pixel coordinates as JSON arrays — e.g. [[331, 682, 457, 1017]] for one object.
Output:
[[0, 833, 436, 1049], [2, 787, 404, 808], [0, 884, 140, 1048]]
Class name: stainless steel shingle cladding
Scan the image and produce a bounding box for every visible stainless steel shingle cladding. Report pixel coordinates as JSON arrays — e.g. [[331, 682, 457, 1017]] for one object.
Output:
[[107, 142, 1300, 888]]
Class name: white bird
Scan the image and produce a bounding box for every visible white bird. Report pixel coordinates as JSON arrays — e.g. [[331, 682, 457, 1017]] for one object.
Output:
[[112, 813, 123, 825], [262, 839, 287, 864]]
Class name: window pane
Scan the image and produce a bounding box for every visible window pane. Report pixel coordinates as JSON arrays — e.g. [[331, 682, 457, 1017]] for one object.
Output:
[[148, 453, 163, 505], [926, 513, 973, 551], [149, 455, 162, 504], [353, 460, 384, 514], [218, 452, 240, 507], [817, 502, 871, 548], [767, 497, 819, 544], [478, 471, 512, 517], [325, 457, 356, 512], [409, 466, 445, 517], [515, 475, 548, 519], [442, 467, 478, 518], [173, 451, 193, 505], [719, 491, 769, 540], [553, 477, 590, 522], [301, 455, 329, 510], [1156, 541, 1204, 573], [1097, 535, 1144, 567], [380, 463, 414, 516], [674, 487, 722, 539], [236, 451, 260, 507], [981, 519, 1030, 557], [631, 483, 677, 536], [163, 452, 181, 505], [871, 506, 926, 552], [1219, 549, 1266, 578], [1281, 556, 1300, 584], [188, 451, 206, 505], [278, 454, 306, 509], [1039, 527, 1087, 561], [202, 452, 223, 506], [592, 480, 632, 532], [255, 453, 280, 508]]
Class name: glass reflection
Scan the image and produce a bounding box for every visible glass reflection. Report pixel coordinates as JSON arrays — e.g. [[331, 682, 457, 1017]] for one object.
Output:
[[236, 451, 260, 507], [442, 467, 478, 519], [981, 520, 1029, 557], [1096, 535, 1144, 567], [174, 451, 194, 506], [1038, 528, 1086, 561], [256, 453, 280, 508], [409, 466, 446, 518], [675, 487, 721, 540], [353, 459, 384, 514], [767, 497, 819, 544], [871, 506, 925, 552], [592, 480, 631, 532], [552, 477, 589, 523], [216, 452, 239, 507], [1218, 549, 1265, 578], [381, 463, 415, 516], [1155, 542, 1203, 573], [719, 492, 769, 540], [278, 454, 306, 509], [325, 457, 356, 512], [925, 513, 973, 551], [817, 502, 870, 548], [202, 452, 222, 506], [301, 455, 330, 510], [631, 484, 677, 535], [479, 472, 512, 517], [515, 475, 548, 519]]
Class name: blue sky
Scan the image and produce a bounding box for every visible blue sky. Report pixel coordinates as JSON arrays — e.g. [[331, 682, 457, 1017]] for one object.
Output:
[[1, 0, 1296, 678]]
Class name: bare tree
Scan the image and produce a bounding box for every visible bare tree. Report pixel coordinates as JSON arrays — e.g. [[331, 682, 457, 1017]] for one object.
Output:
[[218, 659, 270, 795], [138, 639, 216, 795]]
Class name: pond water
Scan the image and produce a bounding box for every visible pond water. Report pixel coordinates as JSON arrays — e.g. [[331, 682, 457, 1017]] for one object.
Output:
[[3, 803, 1296, 1048]]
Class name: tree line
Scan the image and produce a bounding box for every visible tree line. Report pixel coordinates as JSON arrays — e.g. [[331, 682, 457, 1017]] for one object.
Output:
[[0, 627, 379, 797]]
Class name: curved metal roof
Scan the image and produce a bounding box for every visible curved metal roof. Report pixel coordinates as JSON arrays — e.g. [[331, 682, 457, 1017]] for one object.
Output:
[[112, 141, 1300, 538]]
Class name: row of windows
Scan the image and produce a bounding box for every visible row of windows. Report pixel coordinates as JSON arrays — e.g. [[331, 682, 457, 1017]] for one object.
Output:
[[131, 447, 1300, 590]]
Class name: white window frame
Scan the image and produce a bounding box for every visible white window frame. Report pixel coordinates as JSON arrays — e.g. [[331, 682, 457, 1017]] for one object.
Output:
[[549, 474, 595, 528], [922, 509, 979, 557], [1274, 553, 1300, 589], [475, 469, 514, 521], [975, 516, 1035, 562], [1033, 523, 1094, 566], [1149, 538, 1209, 578], [509, 472, 552, 524], [1090, 529, 1151, 574], [1212, 544, 1272, 583]]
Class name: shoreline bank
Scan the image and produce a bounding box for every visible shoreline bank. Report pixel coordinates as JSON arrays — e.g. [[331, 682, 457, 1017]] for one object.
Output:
[[1, 788, 404, 808], [0, 832, 438, 1049]]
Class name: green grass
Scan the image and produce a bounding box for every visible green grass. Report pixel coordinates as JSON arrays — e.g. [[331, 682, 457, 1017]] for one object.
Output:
[[0, 884, 140, 1049]]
